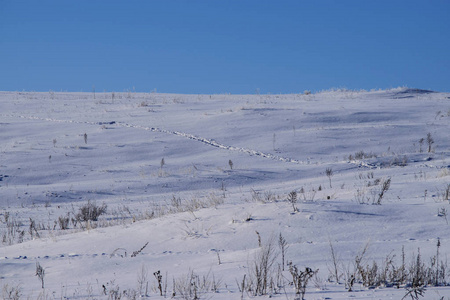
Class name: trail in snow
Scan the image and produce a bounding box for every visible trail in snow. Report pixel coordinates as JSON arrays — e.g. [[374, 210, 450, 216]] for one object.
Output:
[[2, 114, 306, 165]]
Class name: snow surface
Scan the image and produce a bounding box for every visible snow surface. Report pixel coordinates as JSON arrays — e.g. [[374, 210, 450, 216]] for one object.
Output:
[[0, 88, 450, 299]]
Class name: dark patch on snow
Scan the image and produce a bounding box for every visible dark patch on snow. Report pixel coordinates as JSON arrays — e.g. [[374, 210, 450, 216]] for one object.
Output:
[[326, 210, 382, 217], [350, 111, 398, 123], [396, 88, 436, 94], [394, 88, 436, 98], [0, 174, 9, 181]]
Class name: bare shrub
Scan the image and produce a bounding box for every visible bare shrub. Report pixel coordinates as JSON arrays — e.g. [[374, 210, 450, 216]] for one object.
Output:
[[402, 286, 426, 300], [250, 189, 264, 203], [137, 265, 148, 296], [390, 155, 408, 167], [335, 242, 448, 293], [76, 201, 107, 222], [354, 188, 370, 204], [264, 191, 277, 202], [28, 218, 40, 239], [326, 167, 333, 188], [352, 150, 377, 160], [374, 178, 391, 205], [228, 159, 233, 170], [2, 284, 21, 300], [173, 270, 221, 300], [439, 184, 450, 202], [418, 138, 424, 153], [58, 214, 70, 230], [328, 241, 342, 284], [131, 242, 149, 257], [153, 270, 162, 297], [299, 187, 316, 202], [159, 158, 165, 177], [355, 178, 391, 205], [35, 262, 45, 289], [2, 214, 24, 245], [247, 236, 277, 296], [287, 191, 298, 213], [278, 233, 289, 271], [438, 207, 448, 225], [288, 263, 318, 299], [426, 133, 434, 153]]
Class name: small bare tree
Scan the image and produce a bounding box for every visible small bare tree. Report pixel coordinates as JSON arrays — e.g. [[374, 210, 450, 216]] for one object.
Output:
[[287, 191, 298, 213], [288, 263, 318, 299], [153, 270, 163, 296], [251, 237, 277, 296], [329, 240, 341, 284], [426, 133, 434, 153], [35, 262, 45, 289], [278, 233, 289, 271], [326, 167, 333, 188], [159, 158, 165, 177], [375, 178, 391, 205], [418, 138, 424, 153], [137, 265, 148, 296]]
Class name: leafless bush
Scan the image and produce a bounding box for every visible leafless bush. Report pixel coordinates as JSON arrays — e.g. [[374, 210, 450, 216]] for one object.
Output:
[[427, 133, 434, 153], [299, 187, 316, 202], [402, 286, 426, 300], [278, 233, 289, 271], [247, 236, 277, 296], [354, 188, 370, 204], [326, 167, 333, 188], [328, 241, 342, 284], [35, 262, 45, 289], [418, 138, 425, 153], [2, 284, 21, 300], [131, 242, 149, 257], [28, 218, 40, 239], [2, 214, 24, 245], [58, 214, 70, 230], [439, 184, 450, 202], [355, 178, 390, 205], [349, 150, 377, 161], [335, 242, 448, 293], [228, 159, 233, 170], [153, 270, 162, 297], [76, 201, 107, 222], [438, 207, 448, 225], [250, 189, 264, 203], [390, 155, 408, 167], [287, 191, 298, 213], [173, 270, 221, 300], [374, 178, 391, 205], [137, 265, 149, 296], [288, 263, 318, 299], [159, 158, 165, 177]]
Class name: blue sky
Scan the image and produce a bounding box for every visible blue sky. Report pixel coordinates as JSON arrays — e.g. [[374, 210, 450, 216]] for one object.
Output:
[[1, 1, 449, 94]]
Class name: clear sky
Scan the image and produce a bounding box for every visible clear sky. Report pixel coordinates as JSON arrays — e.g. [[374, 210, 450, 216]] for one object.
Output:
[[1, 1, 449, 94]]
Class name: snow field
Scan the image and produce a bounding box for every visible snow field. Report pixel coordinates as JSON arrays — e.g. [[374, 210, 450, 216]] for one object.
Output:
[[0, 88, 450, 299]]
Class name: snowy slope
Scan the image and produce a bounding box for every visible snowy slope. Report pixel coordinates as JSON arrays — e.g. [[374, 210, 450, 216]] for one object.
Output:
[[1, 88, 450, 299]]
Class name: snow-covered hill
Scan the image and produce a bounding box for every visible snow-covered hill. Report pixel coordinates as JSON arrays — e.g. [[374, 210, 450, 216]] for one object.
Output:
[[1, 88, 449, 299]]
